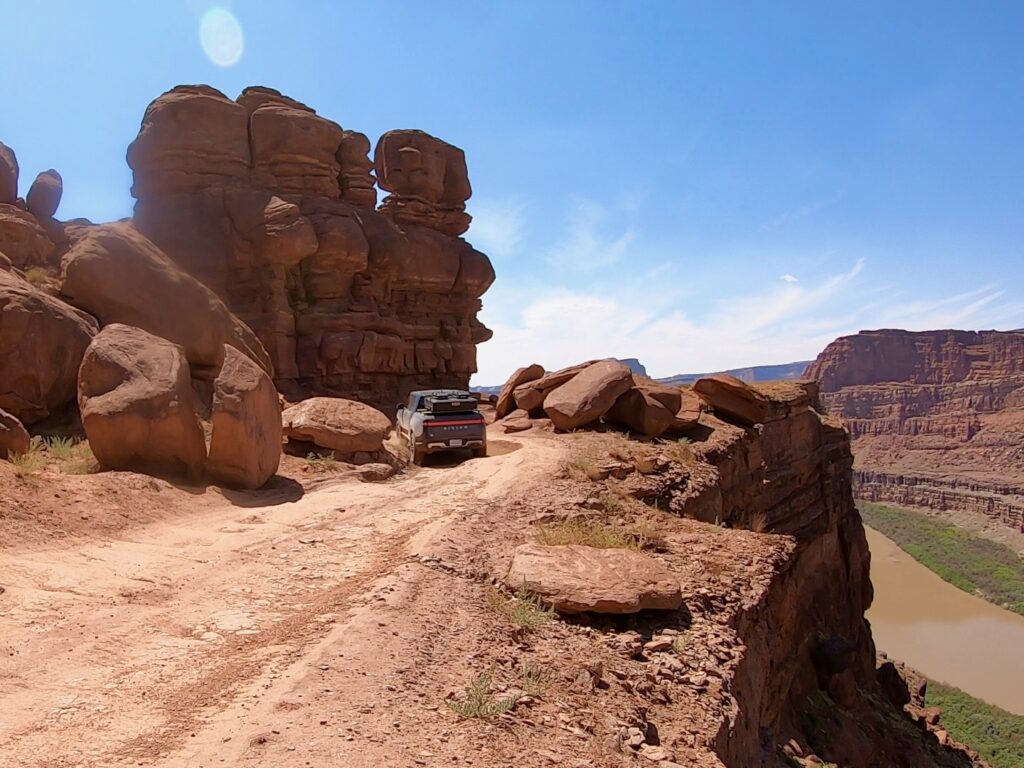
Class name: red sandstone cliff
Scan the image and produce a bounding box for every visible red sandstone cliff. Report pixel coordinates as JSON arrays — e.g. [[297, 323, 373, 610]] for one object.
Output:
[[806, 329, 1024, 531]]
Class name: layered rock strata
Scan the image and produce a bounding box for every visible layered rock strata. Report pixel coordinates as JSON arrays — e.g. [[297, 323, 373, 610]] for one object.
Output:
[[126, 85, 494, 408], [806, 329, 1024, 531]]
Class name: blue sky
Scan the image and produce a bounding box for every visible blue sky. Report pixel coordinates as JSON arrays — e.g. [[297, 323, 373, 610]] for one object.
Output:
[[3, 2, 1022, 384]]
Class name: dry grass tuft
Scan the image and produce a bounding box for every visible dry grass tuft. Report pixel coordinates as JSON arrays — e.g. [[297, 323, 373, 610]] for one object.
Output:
[[484, 584, 554, 629], [559, 454, 595, 480], [447, 668, 519, 719], [536, 518, 639, 550]]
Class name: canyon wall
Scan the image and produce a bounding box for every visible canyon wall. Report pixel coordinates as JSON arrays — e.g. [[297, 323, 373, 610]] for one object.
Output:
[[806, 329, 1024, 531]]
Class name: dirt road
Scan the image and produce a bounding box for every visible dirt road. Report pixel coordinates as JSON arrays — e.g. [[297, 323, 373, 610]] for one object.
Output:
[[0, 432, 564, 767]]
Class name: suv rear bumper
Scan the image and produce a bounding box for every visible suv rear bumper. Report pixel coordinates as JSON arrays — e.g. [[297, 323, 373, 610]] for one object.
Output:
[[423, 438, 485, 453]]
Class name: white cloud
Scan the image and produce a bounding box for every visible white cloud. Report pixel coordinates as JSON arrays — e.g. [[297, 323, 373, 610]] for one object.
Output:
[[467, 199, 527, 260], [781, 273, 799, 283], [544, 199, 635, 272], [761, 192, 844, 231], [472, 258, 1022, 385]]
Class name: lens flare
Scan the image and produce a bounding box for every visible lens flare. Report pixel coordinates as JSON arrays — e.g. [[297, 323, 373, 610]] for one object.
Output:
[[199, 7, 244, 67]]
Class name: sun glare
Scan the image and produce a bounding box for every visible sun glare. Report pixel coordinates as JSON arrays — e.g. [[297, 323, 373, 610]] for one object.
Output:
[[199, 6, 244, 67]]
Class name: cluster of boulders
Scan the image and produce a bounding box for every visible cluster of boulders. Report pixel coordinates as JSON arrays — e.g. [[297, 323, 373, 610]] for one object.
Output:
[[495, 359, 775, 437], [0, 140, 66, 271]]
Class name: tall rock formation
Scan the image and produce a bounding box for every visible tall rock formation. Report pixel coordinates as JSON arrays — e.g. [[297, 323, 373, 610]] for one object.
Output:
[[126, 85, 494, 409], [806, 329, 1024, 531]]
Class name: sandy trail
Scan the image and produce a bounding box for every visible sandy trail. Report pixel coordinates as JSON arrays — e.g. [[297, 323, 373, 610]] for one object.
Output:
[[0, 432, 561, 767]]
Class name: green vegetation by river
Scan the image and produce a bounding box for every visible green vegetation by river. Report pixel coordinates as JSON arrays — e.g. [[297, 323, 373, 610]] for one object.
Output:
[[858, 501, 1024, 616], [926, 681, 1024, 768]]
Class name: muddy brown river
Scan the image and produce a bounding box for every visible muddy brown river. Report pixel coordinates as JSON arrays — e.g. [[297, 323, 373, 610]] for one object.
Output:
[[866, 526, 1024, 715]]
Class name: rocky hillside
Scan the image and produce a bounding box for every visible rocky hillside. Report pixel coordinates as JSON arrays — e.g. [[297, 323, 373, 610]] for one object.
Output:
[[806, 329, 1024, 532]]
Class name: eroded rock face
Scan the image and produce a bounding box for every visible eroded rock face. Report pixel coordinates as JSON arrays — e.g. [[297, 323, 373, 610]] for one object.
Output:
[[282, 396, 391, 454], [693, 373, 771, 427], [807, 329, 1024, 531], [0, 407, 30, 458], [26, 170, 63, 219], [495, 363, 544, 418], [0, 268, 97, 424], [543, 360, 634, 430], [505, 543, 683, 614], [126, 85, 494, 410], [60, 222, 272, 378], [606, 383, 682, 437], [0, 142, 18, 204], [207, 346, 282, 489], [78, 324, 207, 479], [0, 204, 55, 268]]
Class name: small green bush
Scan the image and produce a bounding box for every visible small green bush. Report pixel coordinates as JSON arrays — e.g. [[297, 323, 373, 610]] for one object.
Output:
[[447, 668, 518, 719]]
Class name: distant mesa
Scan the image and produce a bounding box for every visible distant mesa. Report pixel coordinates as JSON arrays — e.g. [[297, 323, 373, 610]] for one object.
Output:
[[658, 360, 813, 387], [806, 328, 1024, 532]]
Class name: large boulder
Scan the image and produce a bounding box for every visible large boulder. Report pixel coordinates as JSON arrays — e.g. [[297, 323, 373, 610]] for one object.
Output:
[[513, 361, 595, 413], [500, 408, 533, 433], [282, 397, 391, 454], [26, 170, 63, 219], [667, 388, 704, 432], [78, 324, 207, 479], [606, 384, 682, 437], [207, 346, 282, 489], [543, 360, 634, 430], [505, 544, 683, 614], [692, 374, 770, 427], [0, 142, 17, 204], [60, 222, 272, 378], [0, 268, 97, 424], [0, 407, 30, 458], [496, 363, 544, 418], [0, 204, 55, 268]]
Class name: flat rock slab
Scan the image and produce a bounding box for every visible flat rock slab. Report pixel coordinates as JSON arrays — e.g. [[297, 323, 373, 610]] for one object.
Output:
[[505, 543, 682, 614]]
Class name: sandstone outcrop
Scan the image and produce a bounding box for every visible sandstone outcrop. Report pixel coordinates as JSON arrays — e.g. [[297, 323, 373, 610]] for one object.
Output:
[[78, 324, 207, 479], [505, 543, 683, 614], [60, 222, 272, 378], [207, 346, 282, 489], [500, 408, 533, 433], [0, 407, 30, 458], [692, 373, 771, 427], [26, 170, 62, 219], [512, 361, 597, 414], [125, 84, 494, 409], [606, 382, 683, 437], [0, 142, 17, 204], [282, 397, 391, 455], [806, 329, 1024, 531], [543, 360, 634, 430], [0, 268, 97, 424], [495, 363, 544, 418], [0, 204, 55, 268]]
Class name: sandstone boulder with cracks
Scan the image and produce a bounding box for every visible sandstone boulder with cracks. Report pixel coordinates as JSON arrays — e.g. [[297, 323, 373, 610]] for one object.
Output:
[[207, 346, 282, 489], [543, 360, 634, 430], [0, 407, 30, 458], [282, 397, 391, 454], [496, 363, 544, 418], [78, 324, 207, 479], [505, 543, 683, 614], [693, 373, 771, 427]]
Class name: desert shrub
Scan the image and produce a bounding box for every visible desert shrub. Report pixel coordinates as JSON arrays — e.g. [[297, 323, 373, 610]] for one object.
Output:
[[559, 454, 595, 480], [10, 437, 46, 476], [305, 451, 339, 470], [926, 681, 1024, 768], [447, 668, 518, 719], [23, 266, 51, 286], [44, 435, 75, 460]]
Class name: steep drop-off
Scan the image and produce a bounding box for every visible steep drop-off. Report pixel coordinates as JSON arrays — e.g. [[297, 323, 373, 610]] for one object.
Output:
[[806, 329, 1024, 532]]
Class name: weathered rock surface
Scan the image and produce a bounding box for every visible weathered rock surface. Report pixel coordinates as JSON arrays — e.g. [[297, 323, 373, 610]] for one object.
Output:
[[692, 373, 771, 426], [207, 346, 282, 489], [60, 222, 272, 378], [668, 388, 704, 432], [0, 407, 30, 458], [0, 204, 55, 268], [606, 383, 682, 437], [282, 396, 390, 454], [500, 408, 533, 433], [544, 360, 634, 430], [126, 85, 493, 410], [26, 170, 63, 219], [505, 543, 682, 614], [495, 363, 544, 418], [0, 268, 97, 424], [0, 142, 18, 204], [807, 329, 1024, 531], [78, 324, 207, 479]]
